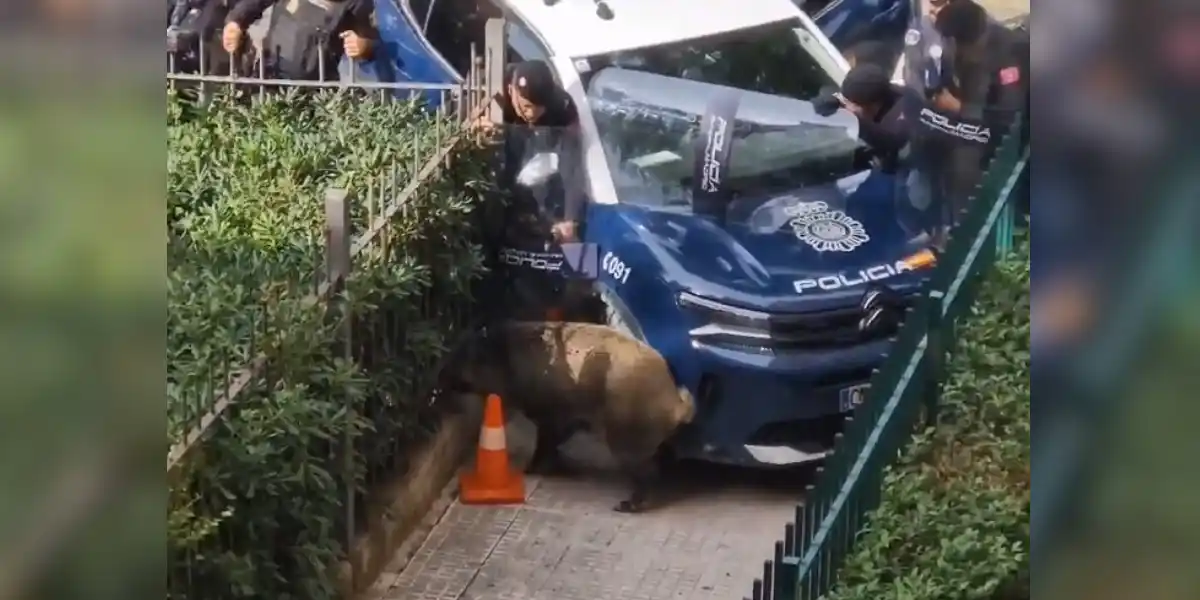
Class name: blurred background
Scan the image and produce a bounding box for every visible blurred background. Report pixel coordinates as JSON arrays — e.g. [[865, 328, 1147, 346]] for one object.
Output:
[[0, 1, 162, 599], [1031, 0, 1200, 598], [3, 0, 1200, 598]]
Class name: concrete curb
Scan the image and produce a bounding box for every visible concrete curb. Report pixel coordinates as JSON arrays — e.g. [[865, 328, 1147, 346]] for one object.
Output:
[[337, 393, 483, 599]]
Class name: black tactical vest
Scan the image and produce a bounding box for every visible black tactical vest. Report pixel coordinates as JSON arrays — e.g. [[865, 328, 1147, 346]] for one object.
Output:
[[265, 0, 353, 80]]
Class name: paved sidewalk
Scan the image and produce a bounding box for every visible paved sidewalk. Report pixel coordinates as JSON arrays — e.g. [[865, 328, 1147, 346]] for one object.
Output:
[[979, 0, 1029, 23], [370, 417, 810, 600]]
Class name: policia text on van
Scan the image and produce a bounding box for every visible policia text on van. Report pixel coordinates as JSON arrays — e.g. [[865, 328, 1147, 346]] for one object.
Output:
[[221, 0, 377, 79]]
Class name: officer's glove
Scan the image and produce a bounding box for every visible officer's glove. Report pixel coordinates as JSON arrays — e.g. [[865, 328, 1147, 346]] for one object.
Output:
[[812, 85, 842, 117]]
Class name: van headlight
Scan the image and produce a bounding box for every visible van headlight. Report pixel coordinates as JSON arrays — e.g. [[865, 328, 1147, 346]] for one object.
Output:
[[677, 292, 776, 340]]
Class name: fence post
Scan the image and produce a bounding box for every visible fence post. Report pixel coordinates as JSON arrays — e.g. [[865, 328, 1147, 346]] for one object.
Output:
[[776, 555, 799, 600], [324, 187, 355, 588], [994, 201, 1014, 256], [923, 289, 946, 427], [484, 18, 508, 125]]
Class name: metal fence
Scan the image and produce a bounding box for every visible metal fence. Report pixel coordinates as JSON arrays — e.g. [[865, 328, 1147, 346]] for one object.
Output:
[[165, 33, 506, 598], [744, 113, 1030, 600], [165, 35, 489, 106], [165, 39, 493, 470]]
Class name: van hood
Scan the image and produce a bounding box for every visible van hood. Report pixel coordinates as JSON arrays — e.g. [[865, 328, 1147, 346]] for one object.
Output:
[[617, 169, 935, 312]]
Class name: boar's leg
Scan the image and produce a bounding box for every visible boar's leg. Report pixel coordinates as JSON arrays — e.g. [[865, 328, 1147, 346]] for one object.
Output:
[[527, 419, 584, 475], [611, 442, 671, 513], [613, 457, 657, 513]]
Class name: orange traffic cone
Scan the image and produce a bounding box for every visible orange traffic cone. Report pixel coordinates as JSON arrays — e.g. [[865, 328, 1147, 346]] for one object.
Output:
[[459, 394, 526, 505]]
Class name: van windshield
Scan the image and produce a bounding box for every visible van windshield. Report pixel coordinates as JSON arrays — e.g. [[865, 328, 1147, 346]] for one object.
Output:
[[581, 22, 863, 213], [586, 19, 835, 100]]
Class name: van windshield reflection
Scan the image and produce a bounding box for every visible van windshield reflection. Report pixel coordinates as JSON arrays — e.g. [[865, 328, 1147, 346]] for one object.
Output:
[[585, 68, 863, 214]]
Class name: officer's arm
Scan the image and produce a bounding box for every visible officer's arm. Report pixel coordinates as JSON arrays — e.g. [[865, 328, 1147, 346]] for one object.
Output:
[[226, 0, 273, 28], [346, 0, 379, 41], [197, 0, 230, 30], [857, 91, 911, 155], [858, 118, 907, 157]]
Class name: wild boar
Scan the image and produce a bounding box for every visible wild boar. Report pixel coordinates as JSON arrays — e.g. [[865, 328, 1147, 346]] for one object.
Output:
[[457, 321, 695, 513]]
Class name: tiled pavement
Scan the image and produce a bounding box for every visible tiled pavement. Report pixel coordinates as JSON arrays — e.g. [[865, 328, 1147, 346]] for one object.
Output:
[[979, 0, 1029, 23], [369, 416, 812, 600]]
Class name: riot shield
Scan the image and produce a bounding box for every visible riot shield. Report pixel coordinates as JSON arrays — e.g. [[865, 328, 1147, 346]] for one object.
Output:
[[496, 124, 599, 321], [897, 0, 1027, 239]]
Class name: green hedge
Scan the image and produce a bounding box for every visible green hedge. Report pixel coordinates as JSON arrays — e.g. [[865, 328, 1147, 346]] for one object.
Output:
[[167, 89, 491, 600], [827, 238, 1031, 600]]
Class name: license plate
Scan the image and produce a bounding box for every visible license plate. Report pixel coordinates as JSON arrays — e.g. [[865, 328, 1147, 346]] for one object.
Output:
[[839, 383, 869, 412]]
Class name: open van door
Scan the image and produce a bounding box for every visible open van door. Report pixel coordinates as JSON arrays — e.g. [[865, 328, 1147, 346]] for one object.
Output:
[[372, 0, 462, 95]]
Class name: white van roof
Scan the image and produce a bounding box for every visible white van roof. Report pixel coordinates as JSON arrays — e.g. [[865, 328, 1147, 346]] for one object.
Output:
[[504, 0, 804, 59]]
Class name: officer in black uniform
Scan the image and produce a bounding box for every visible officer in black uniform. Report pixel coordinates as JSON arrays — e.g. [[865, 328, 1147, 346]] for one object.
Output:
[[221, 0, 376, 80], [816, 64, 941, 240], [929, 0, 1028, 146], [933, 0, 1028, 211], [499, 60, 579, 128], [168, 0, 245, 74], [492, 60, 583, 243], [900, 0, 1027, 232], [486, 60, 591, 320], [815, 63, 912, 173]]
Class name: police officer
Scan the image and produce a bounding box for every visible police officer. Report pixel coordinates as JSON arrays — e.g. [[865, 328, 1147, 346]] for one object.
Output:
[[485, 60, 591, 319], [168, 0, 244, 74], [928, 0, 1028, 143], [898, 0, 1026, 231], [819, 63, 911, 173], [220, 0, 376, 80], [496, 60, 579, 128], [492, 60, 583, 243], [931, 0, 1028, 213]]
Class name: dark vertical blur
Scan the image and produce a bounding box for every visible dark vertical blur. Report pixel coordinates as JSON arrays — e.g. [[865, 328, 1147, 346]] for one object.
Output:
[[0, 1, 162, 599], [1034, 0, 1200, 597]]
